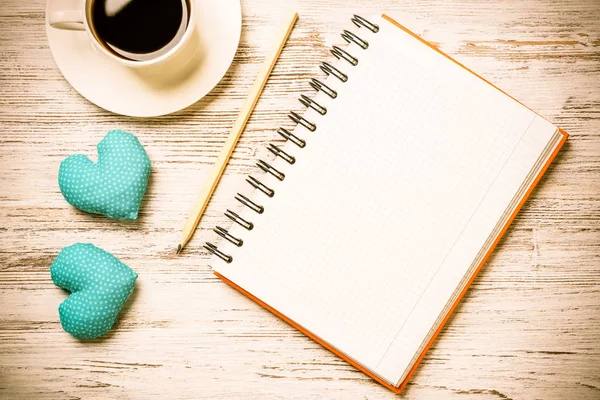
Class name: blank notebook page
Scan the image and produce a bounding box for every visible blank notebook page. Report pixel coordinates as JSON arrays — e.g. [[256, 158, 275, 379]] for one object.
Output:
[[212, 15, 558, 386]]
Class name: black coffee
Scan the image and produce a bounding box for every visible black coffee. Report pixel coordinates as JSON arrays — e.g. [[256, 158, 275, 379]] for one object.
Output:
[[91, 0, 188, 61]]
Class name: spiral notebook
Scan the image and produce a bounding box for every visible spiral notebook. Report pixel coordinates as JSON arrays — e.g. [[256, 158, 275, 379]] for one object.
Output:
[[206, 13, 568, 393]]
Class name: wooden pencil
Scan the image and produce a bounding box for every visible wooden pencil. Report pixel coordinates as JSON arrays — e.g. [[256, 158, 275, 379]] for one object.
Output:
[[177, 10, 299, 254]]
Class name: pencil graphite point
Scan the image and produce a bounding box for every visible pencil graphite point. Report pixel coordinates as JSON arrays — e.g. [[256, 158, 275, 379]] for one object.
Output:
[[176, 244, 182, 255]]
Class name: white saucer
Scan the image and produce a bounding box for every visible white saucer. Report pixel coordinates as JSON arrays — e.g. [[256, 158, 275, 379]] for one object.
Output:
[[46, 0, 242, 117]]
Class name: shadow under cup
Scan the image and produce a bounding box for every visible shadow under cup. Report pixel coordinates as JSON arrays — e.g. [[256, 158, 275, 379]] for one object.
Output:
[[86, 0, 193, 63]]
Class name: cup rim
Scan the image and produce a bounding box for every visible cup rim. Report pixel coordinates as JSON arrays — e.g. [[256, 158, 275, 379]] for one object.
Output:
[[83, 0, 196, 68]]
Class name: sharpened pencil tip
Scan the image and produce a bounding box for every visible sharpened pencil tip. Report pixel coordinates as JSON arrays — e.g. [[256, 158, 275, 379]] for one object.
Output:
[[176, 244, 182, 255]]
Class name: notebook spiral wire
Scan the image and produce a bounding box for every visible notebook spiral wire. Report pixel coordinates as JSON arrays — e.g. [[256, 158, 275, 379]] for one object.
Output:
[[205, 15, 379, 263]]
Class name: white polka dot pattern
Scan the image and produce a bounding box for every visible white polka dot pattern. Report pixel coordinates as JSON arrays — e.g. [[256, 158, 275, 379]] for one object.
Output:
[[58, 130, 151, 220], [50, 243, 138, 339]]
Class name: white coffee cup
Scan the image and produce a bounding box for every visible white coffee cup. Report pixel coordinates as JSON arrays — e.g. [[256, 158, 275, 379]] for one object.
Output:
[[48, 0, 197, 69]]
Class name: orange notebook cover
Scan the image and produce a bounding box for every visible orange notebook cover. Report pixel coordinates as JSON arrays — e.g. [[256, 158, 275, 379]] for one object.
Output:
[[211, 13, 568, 394]]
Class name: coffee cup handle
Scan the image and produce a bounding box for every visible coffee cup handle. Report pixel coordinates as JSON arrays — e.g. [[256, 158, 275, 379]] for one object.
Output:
[[48, 0, 86, 31]]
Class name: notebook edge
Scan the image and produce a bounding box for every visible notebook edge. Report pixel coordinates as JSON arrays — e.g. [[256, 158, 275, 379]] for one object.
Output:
[[380, 13, 570, 137], [213, 270, 404, 393]]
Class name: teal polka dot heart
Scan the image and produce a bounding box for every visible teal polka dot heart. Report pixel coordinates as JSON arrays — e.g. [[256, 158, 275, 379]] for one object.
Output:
[[59, 130, 151, 220], [50, 243, 138, 339]]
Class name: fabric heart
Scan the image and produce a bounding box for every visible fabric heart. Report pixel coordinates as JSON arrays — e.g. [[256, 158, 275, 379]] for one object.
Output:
[[50, 243, 138, 339], [59, 130, 151, 220]]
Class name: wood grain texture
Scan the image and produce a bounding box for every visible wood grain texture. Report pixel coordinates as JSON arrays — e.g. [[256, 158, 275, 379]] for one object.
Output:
[[0, 0, 598, 399]]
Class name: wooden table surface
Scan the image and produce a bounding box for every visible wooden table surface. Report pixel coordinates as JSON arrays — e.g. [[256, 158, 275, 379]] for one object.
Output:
[[1, 0, 599, 398]]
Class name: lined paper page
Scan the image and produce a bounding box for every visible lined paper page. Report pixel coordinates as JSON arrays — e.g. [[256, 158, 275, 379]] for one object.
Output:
[[212, 15, 558, 385]]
